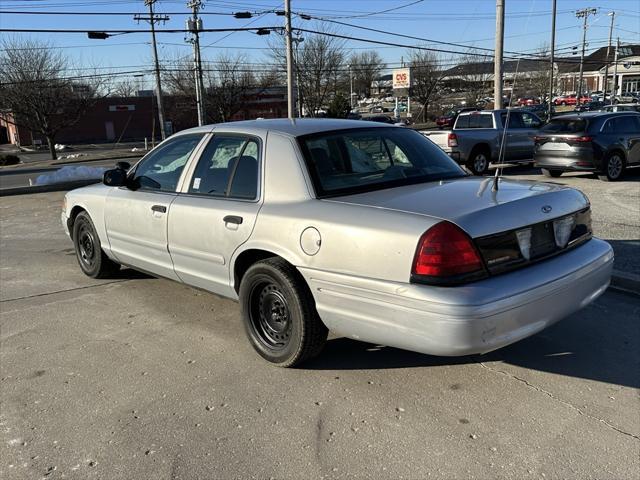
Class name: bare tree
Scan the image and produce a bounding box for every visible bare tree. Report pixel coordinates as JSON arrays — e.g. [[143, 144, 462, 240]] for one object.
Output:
[[206, 54, 256, 123], [270, 27, 346, 117], [456, 54, 493, 106], [409, 50, 446, 123], [111, 78, 138, 97], [524, 43, 552, 102], [0, 38, 103, 159], [349, 50, 385, 99]]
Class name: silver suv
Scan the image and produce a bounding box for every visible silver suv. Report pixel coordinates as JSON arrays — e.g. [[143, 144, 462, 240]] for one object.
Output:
[[533, 112, 640, 181]]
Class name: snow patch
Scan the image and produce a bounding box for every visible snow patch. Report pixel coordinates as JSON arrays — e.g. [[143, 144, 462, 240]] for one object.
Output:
[[31, 166, 107, 186]]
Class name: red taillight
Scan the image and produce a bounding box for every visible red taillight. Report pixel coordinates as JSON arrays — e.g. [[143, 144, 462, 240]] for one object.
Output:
[[412, 221, 485, 280], [568, 136, 592, 143], [448, 133, 458, 147], [533, 135, 546, 143]]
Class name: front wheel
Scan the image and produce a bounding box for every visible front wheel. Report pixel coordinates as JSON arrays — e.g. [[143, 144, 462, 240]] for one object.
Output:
[[541, 168, 563, 178], [239, 258, 328, 367], [467, 150, 490, 175], [72, 212, 120, 278], [598, 152, 625, 181]]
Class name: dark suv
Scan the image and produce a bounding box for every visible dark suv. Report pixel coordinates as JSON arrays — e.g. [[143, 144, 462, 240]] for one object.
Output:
[[533, 112, 640, 181]]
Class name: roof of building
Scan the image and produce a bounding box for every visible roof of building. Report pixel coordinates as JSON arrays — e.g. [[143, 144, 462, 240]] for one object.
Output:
[[558, 44, 640, 73]]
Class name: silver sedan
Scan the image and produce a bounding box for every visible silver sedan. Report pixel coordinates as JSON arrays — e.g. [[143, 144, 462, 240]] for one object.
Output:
[[62, 119, 613, 367]]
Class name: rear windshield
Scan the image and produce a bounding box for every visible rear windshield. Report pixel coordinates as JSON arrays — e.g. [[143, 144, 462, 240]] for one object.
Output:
[[540, 118, 587, 133], [455, 113, 493, 129], [298, 127, 466, 197]]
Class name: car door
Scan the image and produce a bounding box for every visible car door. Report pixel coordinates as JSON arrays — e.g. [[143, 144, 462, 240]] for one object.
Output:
[[501, 112, 526, 160], [104, 132, 206, 280], [519, 111, 543, 160], [168, 133, 263, 297], [617, 115, 640, 164]]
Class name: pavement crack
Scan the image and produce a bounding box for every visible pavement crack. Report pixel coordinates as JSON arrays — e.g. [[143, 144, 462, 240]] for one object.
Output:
[[1, 280, 130, 303], [479, 362, 640, 442]]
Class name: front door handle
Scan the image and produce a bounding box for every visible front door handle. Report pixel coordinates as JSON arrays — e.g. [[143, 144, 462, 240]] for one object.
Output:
[[223, 215, 243, 225], [151, 205, 167, 213]]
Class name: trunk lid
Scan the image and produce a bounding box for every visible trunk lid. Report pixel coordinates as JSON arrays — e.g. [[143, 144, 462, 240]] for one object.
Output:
[[328, 176, 589, 238]]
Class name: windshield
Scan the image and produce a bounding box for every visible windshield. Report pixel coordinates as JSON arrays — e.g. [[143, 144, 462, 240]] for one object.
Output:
[[540, 118, 587, 133], [298, 127, 466, 197]]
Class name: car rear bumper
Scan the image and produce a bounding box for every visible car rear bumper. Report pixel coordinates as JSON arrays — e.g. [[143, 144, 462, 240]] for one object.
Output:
[[300, 238, 613, 356], [535, 150, 596, 171]]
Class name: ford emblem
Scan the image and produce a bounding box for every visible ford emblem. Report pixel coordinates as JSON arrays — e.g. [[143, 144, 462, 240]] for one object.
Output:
[[541, 205, 552, 213]]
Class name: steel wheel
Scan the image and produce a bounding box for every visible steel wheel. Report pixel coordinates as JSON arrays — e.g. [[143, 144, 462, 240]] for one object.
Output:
[[607, 154, 623, 180], [77, 222, 97, 269], [249, 281, 292, 350]]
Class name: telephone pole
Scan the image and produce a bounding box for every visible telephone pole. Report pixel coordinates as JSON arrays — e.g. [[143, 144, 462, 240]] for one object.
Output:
[[187, 0, 206, 125], [603, 11, 615, 102], [494, 0, 505, 109], [612, 37, 620, 98], [284, 0, 295, 119], [135, 0, 169, 140], [548, 0, 556, 118], [575, 7, 597, 100]]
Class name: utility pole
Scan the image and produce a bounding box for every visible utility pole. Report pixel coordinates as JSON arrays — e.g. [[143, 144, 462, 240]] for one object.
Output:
[[349, 64, 354, 109], [603, 11, 615, 102], [575, 7, 597, 100], [612, 37, 620, 98], [548, 0, 556, 118], [135, 1, 169, 140], [284, 0, 295, 119], [187, 0, 205, 126], [494, 0, 505, 109]]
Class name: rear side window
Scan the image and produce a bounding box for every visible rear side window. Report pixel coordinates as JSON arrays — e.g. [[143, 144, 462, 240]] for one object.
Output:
[[602, 116, 640, 134], [188, 135, 260, 200], [540, 119, 587, 133]]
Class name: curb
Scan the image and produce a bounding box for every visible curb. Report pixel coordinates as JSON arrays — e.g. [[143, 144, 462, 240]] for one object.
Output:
[[0, 179, 100, 197], [609, 270, 640, 296]]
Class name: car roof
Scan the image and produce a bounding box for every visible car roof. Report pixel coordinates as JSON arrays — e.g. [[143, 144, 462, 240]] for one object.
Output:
[[175, 118, 392, 138], [549, 111, 640, 121]]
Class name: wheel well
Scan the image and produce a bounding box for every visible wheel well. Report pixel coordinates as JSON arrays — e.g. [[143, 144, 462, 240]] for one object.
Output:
[[233, 249, 280, 293], [470, 144, 491, 158], [68, 206, 87, 239]]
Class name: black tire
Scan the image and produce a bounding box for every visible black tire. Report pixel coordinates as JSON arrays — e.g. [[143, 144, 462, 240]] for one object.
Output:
[[467, 148, 490, 175], [72, 211, 120, 278], [239, 258, 328, 367], [541, 168, 563, 178], [598, 151, 626, 182], [561, 101, 566, 106]]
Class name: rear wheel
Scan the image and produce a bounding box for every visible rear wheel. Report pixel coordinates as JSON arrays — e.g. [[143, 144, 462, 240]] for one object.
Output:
[[72, 212, 120, 278], [598, 152, 625, 181], [239, 258, 328, 367], [541, 168, 563, 178], [467, 149, 490, 175]]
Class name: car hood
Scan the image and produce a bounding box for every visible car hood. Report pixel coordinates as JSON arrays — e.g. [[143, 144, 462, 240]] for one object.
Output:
[[328, 176, 589, 238]]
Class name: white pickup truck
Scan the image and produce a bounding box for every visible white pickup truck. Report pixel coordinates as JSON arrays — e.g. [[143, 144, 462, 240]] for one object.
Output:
[[421, 109, 544, 174]]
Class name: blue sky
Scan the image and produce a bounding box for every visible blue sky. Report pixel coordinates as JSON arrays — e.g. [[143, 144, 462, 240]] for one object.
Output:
[[0, 0, 638, 88]]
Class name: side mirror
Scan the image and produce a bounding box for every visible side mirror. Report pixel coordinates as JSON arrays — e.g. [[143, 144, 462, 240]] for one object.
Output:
[[103, 168, 127, 187], [116, 161, 131, 171]]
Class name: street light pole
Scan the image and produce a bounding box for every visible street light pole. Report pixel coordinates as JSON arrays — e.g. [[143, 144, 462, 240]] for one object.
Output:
[[284, 0, 295, 119], [603, 11, 615, 102], [576, 7, 597, 100], [135, 0, 169, 140], [494, 0, 505, 110]]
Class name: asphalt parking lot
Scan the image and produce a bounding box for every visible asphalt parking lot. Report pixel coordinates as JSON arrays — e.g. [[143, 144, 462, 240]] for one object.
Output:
[[1, 175, 639, 479]]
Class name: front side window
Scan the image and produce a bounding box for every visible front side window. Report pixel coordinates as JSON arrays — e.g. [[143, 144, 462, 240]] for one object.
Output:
[[188, 135, 260, 200], [299, 127, 466, 197], [132, 133, 205, 192]]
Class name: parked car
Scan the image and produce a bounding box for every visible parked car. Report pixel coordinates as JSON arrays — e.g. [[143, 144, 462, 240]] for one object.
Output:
[[600, 103, 640, 113], [422, 109, 544, 175], [553, 94, 591, 106], [435, 107, 480, 129], [364, 114, 395, 124], [519, 103, 553, 122], [62, 119, 612, 367], [575, 101, 606, 112], [613, 92, 639, 104], [534, 112, 640, 181], [347, 111, 362, 120], [517, 97, 539, 106]]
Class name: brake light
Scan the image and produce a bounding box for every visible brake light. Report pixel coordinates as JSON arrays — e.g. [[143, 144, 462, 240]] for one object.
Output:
[[533, 135, 547, 143], [568, 136, 592, 143], [412, 221, 486, 283], [448, 133, 458, 147]]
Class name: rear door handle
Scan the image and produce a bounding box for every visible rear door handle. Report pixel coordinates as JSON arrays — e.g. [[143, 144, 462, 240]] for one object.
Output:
[[151, 205, 167, 213], [223, 215, 243, 225]]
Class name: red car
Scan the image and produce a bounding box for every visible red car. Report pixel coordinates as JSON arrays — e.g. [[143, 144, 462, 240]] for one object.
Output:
[[553, 94, 591, 106], [517, 97, 539, 106], [435, 107, 480, 129]]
